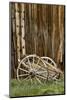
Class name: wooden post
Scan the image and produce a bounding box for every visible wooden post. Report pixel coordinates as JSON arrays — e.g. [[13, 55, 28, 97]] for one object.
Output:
[[57, 6, 64, 63], [52, 6, 56, 59], [21, 4, 26, 56], [43, 5, 48, 56], [33, 4, 37, 54], [15, 3, 20, 63], [11, 3, 18, 78]]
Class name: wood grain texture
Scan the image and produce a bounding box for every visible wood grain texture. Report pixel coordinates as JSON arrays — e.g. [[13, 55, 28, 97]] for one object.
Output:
[[10, 3, 65, 78]]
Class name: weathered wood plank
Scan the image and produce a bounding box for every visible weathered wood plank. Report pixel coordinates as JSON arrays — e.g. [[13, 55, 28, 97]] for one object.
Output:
[[10, 3, 65, 78], [21, 4, 26, 55], [15, 3, 21, 63]]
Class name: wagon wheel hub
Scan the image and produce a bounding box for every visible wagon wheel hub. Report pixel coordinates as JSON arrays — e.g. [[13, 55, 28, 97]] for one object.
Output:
[[29, 69, 36, 78]]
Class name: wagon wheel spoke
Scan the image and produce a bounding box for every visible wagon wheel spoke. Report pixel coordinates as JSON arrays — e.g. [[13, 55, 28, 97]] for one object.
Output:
[[36, 74, 47, 80], [45, 61, 59, 73], [52, 72, 58, 78], [33, 56, 34, 64], [41, 57, 57, 68], [19, 67, 29, 73], [22, 62, 30, 69], [50, 61, 53, 65], [36, 59, 40, 65], [37, 73, 47, 79], [27, 57, 31, 69], [37, 66, 46, 71], [19, 74, 29, 77], [45, 61, 54, 69], [36, 70, 47, 74], [35, 76, 42, 84], [46, 59, 48, 62], [30, 75, 33, 84], [22, 75, 30, 82], [36, 64, 47, 72], [33, 77, 37, 85]]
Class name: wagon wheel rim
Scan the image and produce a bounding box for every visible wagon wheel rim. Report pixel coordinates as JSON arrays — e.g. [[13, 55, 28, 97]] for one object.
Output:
[[41, 57, 57, 67], [41, 57, 58, 80], [17, 54, 48, 84]]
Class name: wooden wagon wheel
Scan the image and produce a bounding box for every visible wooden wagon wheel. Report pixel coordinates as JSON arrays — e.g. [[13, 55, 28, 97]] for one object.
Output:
[[41, 57, 58, 80], [17, 55, 48, 84], [41, 57, 57, 68]]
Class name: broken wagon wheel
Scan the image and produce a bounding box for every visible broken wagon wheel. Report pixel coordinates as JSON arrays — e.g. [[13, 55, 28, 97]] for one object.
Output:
[[41, 57, 58, 80], [17, 54, 48, 84]]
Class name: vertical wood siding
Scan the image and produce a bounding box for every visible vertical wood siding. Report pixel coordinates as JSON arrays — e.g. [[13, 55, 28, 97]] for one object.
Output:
[[10, 3, 65, 78]]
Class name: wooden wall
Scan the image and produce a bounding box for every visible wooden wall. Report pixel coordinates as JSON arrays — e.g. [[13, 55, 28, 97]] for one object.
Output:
[[10, 2, 65, 78]]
